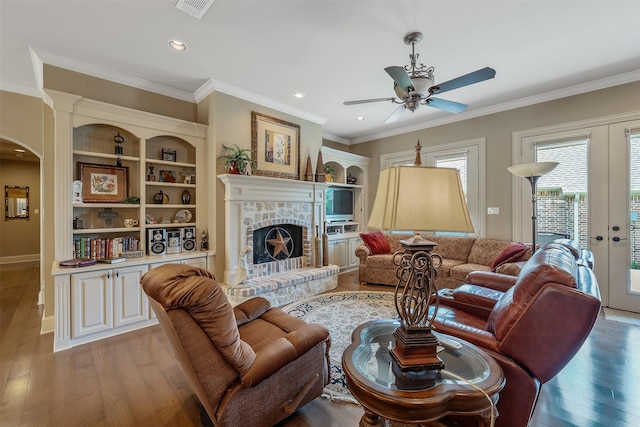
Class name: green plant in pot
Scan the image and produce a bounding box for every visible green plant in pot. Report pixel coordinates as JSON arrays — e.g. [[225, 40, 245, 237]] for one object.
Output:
[[324, 164, 335, 182], [218, 144, 257, 175]]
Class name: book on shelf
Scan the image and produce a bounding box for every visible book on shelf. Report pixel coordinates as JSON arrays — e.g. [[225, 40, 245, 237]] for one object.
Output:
[[96, 257, 127, 264]]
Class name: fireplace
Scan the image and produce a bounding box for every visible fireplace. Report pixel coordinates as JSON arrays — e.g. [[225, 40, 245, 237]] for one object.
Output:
[[247, 221, 308, 277], [218, 174, 325, 284]]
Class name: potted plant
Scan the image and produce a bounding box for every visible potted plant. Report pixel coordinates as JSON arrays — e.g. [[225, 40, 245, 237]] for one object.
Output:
[[324, 164, 335, 182], [218, 144, 257, 175]]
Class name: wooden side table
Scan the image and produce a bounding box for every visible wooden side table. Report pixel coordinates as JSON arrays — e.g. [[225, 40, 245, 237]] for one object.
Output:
[[342, 320, 505, 427]]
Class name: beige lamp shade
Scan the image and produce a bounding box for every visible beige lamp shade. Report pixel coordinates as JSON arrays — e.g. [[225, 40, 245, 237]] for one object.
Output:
[[507, 162, 559, 178], [368, 165, 474, 233]]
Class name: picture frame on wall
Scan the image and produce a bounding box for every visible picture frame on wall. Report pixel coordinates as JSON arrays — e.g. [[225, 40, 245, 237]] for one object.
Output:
[[78, 163, 128, 203], [162, 148, 177, 162], [251, 112, 300, 180]]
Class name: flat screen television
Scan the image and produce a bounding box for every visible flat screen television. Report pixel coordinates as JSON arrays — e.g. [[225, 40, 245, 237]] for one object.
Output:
[[325, 187, 354, 222]]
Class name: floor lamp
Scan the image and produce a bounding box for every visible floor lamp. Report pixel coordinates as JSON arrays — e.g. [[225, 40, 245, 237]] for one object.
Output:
[[508, 162, 559, 253], [368, 165, 474, 376]]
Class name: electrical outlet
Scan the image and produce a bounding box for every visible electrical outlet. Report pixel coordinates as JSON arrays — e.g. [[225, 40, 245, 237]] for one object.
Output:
[[487, 207, 500, 215]]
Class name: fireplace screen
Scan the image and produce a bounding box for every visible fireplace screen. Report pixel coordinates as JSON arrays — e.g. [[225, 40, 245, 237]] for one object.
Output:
[[253, 224, 303, 264]]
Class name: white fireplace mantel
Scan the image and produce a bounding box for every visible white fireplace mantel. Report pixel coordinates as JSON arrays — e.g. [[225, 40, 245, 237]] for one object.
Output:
[[218, 174, 327, 284]]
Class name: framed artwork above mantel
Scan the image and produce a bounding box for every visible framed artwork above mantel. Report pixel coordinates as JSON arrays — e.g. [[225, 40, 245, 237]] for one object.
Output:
[[251, 112, 300, 180]]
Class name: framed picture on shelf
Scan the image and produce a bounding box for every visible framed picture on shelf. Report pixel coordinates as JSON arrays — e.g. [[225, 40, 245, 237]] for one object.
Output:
[[162, 148, 177, 162], [159, 170, 177, 183], [251, 112, 300, 180], [78, 163, 128, 203]]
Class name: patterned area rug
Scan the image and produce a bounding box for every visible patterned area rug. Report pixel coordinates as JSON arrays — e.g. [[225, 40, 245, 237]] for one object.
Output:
[[283, 291, 398, 404]]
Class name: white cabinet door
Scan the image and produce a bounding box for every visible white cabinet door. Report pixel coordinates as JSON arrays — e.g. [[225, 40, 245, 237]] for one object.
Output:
[[113, 264, 149, 328], [182, 257, 207, 270], [348, 237, 362, 268], [71, 270, 113, 338], [328, 240, 348, 270]]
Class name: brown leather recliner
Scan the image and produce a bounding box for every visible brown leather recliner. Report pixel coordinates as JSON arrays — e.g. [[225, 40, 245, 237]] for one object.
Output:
[[141, 264, 331, 427], [432, 243, 601, 427]]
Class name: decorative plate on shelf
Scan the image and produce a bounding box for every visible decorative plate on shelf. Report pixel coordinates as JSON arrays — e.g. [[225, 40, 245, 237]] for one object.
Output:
[[175, 209, 192, 223]]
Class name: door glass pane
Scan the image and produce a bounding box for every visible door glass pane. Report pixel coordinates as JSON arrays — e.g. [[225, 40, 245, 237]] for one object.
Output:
[[630, 133, 640, 293], [535, 140, 589, 248]]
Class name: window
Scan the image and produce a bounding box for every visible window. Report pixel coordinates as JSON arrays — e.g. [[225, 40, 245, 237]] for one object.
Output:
[[379, 138, 485, 236]]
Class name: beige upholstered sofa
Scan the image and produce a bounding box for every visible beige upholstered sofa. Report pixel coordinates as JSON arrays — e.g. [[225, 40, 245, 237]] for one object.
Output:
[[356, 233, 529, 289]]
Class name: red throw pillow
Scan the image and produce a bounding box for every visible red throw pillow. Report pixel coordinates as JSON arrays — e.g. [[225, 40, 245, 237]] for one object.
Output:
[[359, 231, 391, 255], [490, 243, 530, 271]]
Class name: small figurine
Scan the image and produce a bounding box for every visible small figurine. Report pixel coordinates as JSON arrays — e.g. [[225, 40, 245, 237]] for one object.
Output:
[[201, 229, 208, 251]]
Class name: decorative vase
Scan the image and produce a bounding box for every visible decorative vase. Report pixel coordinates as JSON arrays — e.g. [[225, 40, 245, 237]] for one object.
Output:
[[228, 160, 240, 174], [315, 225, 321, 267], [315, 152, 326, 182], [347, 173, 357, 185], [181, 189, 191, 205], [322, 222, 329, 266], [305, 155, 314, 181], [153, 190, 168, 204]]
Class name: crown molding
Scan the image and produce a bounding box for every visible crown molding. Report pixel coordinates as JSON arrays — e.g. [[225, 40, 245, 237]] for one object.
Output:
[[31, 48, 198, 102], [194, 78, 327, 126], [347, 70, 640, 145]]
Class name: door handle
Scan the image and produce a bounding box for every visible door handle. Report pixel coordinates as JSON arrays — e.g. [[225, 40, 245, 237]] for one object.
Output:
[[612, 236, 628, 242], [590, 236, 604, 241]]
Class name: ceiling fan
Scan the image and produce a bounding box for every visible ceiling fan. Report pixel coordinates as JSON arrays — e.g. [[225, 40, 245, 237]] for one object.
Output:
[[343, 32, 496, 123]]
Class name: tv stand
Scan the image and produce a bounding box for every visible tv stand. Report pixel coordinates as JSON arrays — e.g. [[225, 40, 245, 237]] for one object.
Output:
[[326, 221, 358, 235]]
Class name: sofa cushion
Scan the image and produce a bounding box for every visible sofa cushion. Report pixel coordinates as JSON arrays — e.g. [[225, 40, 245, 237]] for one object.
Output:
[[467, 238, 514, 266], [359, 231, 391, 255], [450, 263, 491, 282], [364, 253, 399, 269], [438, 258, 466, 279], [425, 234, 476, 262], [490, 243, 530, 271]]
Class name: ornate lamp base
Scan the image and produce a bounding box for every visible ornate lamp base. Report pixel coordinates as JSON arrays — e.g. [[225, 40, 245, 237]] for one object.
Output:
[[390, 324, 444, 372]]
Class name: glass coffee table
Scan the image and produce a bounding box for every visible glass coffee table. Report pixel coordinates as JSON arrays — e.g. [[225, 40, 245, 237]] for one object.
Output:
[[342, 319, 505, 427]]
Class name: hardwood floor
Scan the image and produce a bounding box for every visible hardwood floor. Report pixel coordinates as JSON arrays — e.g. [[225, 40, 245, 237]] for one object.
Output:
[[1, 262, 639, 426]]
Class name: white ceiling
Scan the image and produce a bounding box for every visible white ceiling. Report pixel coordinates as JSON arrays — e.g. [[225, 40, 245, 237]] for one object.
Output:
[[1, 0, 639, 145]]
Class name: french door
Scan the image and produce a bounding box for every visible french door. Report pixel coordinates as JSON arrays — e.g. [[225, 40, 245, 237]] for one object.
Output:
[[516, 115, 640, 313]]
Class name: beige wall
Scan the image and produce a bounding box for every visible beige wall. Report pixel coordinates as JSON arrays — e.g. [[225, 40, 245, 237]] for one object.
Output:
[[349, 81, 640, 240], [0, 158, 40, 258], [44, 65, 198, 122]]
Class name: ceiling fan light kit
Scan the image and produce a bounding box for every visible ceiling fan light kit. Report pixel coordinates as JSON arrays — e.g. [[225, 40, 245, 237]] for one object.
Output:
[[344, 31, 496, 123]]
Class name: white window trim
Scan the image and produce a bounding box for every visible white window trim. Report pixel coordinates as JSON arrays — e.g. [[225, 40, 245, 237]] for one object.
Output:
[[379, 137, 486, 237]]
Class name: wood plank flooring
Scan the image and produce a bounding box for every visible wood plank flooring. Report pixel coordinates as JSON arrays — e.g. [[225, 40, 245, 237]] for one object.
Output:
[[1, 262, 639, 426]]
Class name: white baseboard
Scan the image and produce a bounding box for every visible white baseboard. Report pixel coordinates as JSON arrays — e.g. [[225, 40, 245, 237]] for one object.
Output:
[[0, 254, 39, 264], [41, 313, 55, 334]]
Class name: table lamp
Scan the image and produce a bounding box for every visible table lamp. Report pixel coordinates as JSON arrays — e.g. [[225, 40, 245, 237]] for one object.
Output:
[[368, 165, 474, 374], [507, 162, 559, 253]]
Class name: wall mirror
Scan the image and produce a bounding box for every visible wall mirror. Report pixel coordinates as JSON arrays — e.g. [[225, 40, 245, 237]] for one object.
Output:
[[5, 186, 29, 219]]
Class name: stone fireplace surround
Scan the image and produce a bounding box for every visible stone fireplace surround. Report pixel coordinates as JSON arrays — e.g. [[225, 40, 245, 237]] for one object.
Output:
[[218, 174, 339, 306]]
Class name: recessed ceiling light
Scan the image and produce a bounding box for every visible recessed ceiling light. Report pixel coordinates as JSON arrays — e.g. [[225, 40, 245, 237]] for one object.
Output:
[[14, 148, 26, 153], [356, 116, 365, 121], [293, 91, 305, 98], [168, 40, 188, 51]]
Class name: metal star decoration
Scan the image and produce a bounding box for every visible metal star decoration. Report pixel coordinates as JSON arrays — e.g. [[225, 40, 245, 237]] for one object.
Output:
[[266, 229, 292, 258]]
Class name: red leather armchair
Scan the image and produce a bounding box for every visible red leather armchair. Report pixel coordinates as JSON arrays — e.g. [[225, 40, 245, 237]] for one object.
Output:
[[433, 243, 601, 427], [141, 264, 331, 427]]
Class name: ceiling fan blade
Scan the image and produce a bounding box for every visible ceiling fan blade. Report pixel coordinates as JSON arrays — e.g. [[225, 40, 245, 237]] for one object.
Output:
[[430, 67, 496, 95], [426, 98, 468, 113], [343, 97, 396, 105], [384, 105, 406, 123], [385, 66, 414, 92]]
